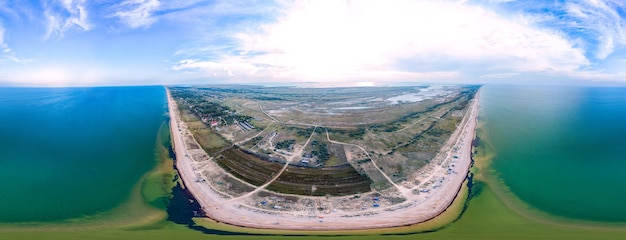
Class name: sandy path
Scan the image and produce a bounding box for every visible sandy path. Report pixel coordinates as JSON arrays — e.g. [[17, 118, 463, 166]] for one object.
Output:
[[259, 104, 280, 123], [168, 87, 481, 231], [210, 126, 317, 207]]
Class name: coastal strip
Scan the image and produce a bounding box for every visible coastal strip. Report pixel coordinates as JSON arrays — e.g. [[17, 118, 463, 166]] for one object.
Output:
[[167, 87, 481, 231]]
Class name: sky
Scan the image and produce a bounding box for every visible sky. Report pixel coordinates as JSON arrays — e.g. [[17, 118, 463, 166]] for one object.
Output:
[[0, 0, 625, 86]]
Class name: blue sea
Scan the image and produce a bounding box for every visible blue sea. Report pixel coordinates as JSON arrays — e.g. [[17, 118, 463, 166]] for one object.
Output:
[[0, 86, 167, 222], [480, 85, 626, 222]]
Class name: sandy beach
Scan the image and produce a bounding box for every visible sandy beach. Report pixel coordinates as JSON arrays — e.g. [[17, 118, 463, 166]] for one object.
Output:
[[167, 88, 481, 231]]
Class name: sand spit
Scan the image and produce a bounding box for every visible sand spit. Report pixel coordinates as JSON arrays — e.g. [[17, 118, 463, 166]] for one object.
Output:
[[167, 88, 480, 231]]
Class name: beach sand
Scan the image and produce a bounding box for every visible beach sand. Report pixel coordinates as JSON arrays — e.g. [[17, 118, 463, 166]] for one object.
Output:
[[167, 88, 480, 231]]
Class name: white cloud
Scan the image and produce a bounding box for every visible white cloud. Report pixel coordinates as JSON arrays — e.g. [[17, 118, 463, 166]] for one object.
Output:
[[0, 25, 7, 50], [44, 0, 91, 39], [172, 58, 263, 78], [0, 2, 15, 17], [0, 23, 31, 63], [480, 73, 521, 79], [563, 0, 626, 59], [488, 0, 516, 3], [173, 0, 589, 82], [112, 0, 161, 29]]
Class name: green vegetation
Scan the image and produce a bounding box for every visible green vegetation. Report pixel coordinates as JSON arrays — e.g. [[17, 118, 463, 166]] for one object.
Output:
[[323, 143, 349, 167], [310, 141, 330, 162], [214, 147, 371, 196], [274, 139, 295, 149], [327, 127, 366, 140], [191, 128, 230, 155], [170, 88, 253, 126], [286, 126, 315, 138], [270, 165, 371, 196], [246, 136, 264, 148], [215, 147, 282, 187]]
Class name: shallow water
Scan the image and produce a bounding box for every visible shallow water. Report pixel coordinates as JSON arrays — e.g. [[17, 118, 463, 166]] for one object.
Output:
[[479, 85, 626, 222]]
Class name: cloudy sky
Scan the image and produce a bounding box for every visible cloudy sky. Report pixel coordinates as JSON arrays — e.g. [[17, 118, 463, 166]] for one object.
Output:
[[0, 0, 625, 86]]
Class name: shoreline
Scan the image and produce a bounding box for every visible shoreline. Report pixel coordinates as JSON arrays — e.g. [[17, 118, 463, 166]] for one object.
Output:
[[471, 129, 626, 231], [167, 87, 481, 231]]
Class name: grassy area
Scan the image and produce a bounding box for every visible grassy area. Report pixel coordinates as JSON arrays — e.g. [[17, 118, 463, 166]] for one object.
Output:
[[323, 143, 348, 167], [190, 128, 230, 156]]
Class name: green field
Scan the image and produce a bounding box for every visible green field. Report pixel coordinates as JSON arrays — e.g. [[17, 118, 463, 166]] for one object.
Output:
[[215, 147, 372, 196]]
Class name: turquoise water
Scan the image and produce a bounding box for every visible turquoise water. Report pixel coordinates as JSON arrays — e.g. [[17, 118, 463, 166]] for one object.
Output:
[[0, 87, 167, 222], [480, 85, 626, 222]]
